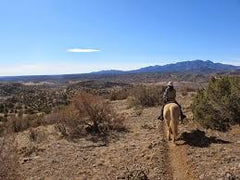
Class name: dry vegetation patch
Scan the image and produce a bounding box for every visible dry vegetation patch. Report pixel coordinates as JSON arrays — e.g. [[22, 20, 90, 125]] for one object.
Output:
[[109, 88, 130, 101], [127, 85, 164, 108], [55, 92, 126, 140], [0, 136, 19, 180]]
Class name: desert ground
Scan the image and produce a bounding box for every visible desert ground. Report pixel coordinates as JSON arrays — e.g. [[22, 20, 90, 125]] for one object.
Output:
[[1, 79, 240, 180]]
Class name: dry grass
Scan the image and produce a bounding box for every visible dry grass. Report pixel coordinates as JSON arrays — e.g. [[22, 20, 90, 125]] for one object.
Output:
[[0, 136, 19, 180], [2, 110, 62, 135], [3, 114, 45, 134], [177, 84, 197, 97], [109, 88, 129, 101], [127, 85, 164, 108]]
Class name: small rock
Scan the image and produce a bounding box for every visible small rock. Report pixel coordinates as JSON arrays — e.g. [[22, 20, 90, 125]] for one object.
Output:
[[32, 155, 40, 160], [148, 144, 153, 149], [199, 174, 205, 179], [225, 172, 232, 178], [51, 159, 58, 163], [146, 155, 151, 160], [21, 157, 31, 164], [97, 162, 103, 166], [83, 157, 88, 160]]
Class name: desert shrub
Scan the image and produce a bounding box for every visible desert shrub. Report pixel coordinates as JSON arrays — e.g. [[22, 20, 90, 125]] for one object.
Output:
[[6, 117, 31, 133], [0, 136, 19, 180], [109, 88, 129, 101], [180, 90, 188, 97], [0, 116, 5, 122], [128, 85, 164, 107], [0, 112, 57, 135], [0, 126, 3, 136], [5, 114, 45, 133], [2, 109, 70, 134], [53, 104, 80, 137], [56, 92, 126, 138], [177, 84, 198, 97], [29, 128, 37, 142], [191, 76, 240, 131]]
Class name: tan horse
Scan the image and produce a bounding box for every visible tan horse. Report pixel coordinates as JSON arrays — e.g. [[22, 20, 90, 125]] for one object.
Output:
[[163, 103, 180, 144]]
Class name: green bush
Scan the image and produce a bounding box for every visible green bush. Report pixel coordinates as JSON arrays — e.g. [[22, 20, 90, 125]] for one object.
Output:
[[128, 85, 164, 107], [191, 76, 240, 131]]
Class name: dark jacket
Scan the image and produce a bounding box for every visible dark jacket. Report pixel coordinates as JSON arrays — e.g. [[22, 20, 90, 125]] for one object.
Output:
[[163, 86, 176, 103]]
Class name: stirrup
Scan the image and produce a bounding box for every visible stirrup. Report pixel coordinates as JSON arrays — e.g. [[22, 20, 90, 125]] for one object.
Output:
[[158, 115, 164, 121], [181, 114, 186, 120]]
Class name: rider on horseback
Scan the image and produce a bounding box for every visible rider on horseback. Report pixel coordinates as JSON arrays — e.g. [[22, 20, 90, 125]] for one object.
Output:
[[158, 81, 186, 121]]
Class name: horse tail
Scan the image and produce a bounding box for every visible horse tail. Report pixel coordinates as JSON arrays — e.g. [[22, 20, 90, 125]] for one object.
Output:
[[170, 105, 179, 139]]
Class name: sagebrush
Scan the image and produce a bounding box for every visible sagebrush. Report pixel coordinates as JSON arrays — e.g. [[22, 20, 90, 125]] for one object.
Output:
[[56, 92, 126, 138]]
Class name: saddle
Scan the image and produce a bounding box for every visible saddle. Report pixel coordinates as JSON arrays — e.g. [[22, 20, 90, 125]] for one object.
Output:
[[165, 100, 177, 105]]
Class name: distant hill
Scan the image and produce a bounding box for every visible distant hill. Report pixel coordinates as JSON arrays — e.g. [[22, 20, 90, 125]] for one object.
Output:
[[91, 60, 239, 74], [0, 60, 239, 82], [90, 70, 124, 75]]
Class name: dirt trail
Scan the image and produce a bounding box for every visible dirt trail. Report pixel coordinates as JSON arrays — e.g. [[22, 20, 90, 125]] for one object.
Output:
[[158, 120, 198, 180], [168, 145, 195, 180]]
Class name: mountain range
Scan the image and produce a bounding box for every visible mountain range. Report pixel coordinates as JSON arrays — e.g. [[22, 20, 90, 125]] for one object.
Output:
[[0, 60, 239, 82], [91, 60, 239, 75]]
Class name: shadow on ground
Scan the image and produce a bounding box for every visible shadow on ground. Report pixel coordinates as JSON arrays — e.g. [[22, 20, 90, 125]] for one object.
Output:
[[178, 129, 231, 147]]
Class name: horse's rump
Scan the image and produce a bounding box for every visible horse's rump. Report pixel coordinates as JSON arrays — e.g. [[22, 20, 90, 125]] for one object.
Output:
[[163, 103, 180, 142]]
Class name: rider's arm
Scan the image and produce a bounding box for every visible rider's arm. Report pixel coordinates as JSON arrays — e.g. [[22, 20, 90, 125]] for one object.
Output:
[[163, 87, 169, 103], [173, 89, 176, 100]]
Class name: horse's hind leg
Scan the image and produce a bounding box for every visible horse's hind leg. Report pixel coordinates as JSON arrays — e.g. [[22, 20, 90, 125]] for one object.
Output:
[[167, 127, 172, 141], [172, 135, 176, 144], [172, 125, 178, 142], [172, 127, 178, 144]]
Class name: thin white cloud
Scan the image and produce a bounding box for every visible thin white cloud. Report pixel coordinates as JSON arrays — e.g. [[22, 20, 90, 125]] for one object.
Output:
[[67, 48, 100, 53]]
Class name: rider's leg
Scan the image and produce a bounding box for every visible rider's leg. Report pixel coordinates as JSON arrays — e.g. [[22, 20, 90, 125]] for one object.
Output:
[[158, 104, 165, 120], [174, 101, 186, 120]]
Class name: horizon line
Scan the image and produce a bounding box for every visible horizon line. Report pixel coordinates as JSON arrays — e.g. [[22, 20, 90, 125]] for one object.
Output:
[[0, 59, 239, 78]]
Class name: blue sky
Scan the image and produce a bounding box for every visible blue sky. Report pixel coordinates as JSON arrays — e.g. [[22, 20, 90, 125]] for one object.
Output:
[[0, 0, 240, 76]]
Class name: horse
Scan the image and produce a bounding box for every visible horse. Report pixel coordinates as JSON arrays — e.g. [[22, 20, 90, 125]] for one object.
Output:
[[163, 102, 180, 144]]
